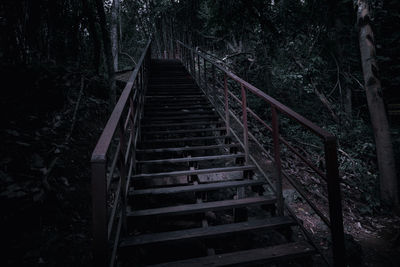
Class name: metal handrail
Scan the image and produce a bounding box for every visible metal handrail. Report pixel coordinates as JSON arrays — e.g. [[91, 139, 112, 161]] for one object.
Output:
[[176, 40, 345, 267], [91, 39, 152, 267]]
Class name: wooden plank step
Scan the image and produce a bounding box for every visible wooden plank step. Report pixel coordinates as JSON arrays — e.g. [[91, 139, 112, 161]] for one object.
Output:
[[144, 110, 216, 117], [144, 99, 209, 104], [145, 95, 205, 99], [149, 77, 193, 81], [145, 97, 208, 102], [136, 153, 243, 165], [132, 165, 256, 180], [141, 135, 226, 144], [143, 127, 225, 135], [147, 84, 197, 88], [136, 144, 239, 153], [146, 91, 200, 95], [120, 216, 294, 247], [144, 105, 213, 112], [127, 196, 275, 218], [149, 241, 315, 267], [141, 120, 222, 128], [146, 92, 201, 97], [148, 84, 197, 88], [143, 115, 219, 122], [129, 179, 264, 196]]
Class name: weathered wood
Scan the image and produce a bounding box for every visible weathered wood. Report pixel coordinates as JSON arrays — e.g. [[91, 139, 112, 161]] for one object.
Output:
[[145, 95, 205, 99], [143, 105, 213, 112], [127, 196, 276, 217], [130, 179, 263, 196], [132, 165, 256, 180], [140, 135, 226, 144], [136, 144, 239, 153], [137, 153, 243, 165], [150, 241, 314, 267], [144, 127, 225, 135], [141, 120, 221, 128], [145, 110, 216, 118], [144, 114, 219, 121], [120, 216, 294, 247]]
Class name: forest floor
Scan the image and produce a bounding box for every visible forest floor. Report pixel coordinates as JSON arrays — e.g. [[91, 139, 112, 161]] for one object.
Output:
[[1, 66, 400, 266]]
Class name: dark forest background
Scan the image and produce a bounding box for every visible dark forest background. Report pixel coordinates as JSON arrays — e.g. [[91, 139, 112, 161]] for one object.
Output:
[[1, 0, 399, 266]]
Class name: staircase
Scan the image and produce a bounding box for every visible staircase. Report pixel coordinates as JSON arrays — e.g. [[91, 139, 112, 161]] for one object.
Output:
[[92, 40, 345, 267], [116, 59, 315, 266]]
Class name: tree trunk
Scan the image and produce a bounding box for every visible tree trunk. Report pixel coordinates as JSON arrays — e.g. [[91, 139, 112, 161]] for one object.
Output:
[[111, 0, 119, 71], [95, 0, 116, 106], [82, 0, 102, 74], [357, 0, 398, 206]]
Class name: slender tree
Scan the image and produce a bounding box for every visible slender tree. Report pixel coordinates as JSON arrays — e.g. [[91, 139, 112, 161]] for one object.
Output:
[[357, 0, 398, 206], [94, 0, 116, 106], [111, 0, 119, 71]]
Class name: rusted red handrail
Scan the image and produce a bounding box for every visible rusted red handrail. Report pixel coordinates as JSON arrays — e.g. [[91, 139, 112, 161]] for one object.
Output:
[[91, 39, 151, 267], [176, 40, 345, 267]]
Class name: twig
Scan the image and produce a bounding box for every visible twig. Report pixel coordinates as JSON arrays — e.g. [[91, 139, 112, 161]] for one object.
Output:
[[222, 52, 253, 61], [338, 148, 356, 166], [119, 51, 137, 65], [65, 75, 85, 142]]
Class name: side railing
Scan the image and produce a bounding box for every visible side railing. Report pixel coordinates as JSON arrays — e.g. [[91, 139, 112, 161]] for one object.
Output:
[[91, 39, 151, 267], [176, 40, 345, 267]]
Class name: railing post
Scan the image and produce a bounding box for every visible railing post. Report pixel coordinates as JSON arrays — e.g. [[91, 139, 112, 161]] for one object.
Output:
[[92, 159, 108, 267], [190, 49, 196, 74], [240, 83, 249, 164], [224, 74, 230, 135], [325, 137, 345, 267], [117, 121, 127, 234], [212, 64, 216, 104], [197, 54, 200, 85], [203, 57, 207, 92], [271, 106, 283, 216]]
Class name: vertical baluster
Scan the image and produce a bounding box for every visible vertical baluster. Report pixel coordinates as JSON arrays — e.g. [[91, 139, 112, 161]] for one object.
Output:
[[240, 83, 249, 164], [197, 53, 200, 85], [325, 137, 345, 267], [224, 74, 230, 135], [271, 106, 283, 216], [117, 120, 127, 234], [191, 49, 194, 75], [203, 57, 207, 92], [212, 64, 216, 104], [92, 159, 107, 267]]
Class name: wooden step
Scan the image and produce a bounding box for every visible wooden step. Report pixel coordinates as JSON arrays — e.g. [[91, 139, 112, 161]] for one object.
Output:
[[148, 84, 197, 88], [141, 120, 222, 129], [145, 97, 208, 102], [144, 117, 220, 123], [127, 196, 275, 218], [137, 153, 243, 165], [136, 144, 239, 153], [144, 99, 209, 105], [144, 110, 216, 117], [141, 135, 226, 144], [144, 105, 213, 112], [146, 95, 205, 99], [120, 216, 294, 247], [132, 165, 256, 180], [149, 241, 315, 267], [143, 127, 225, 135], [129, 179, 264, 196]]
